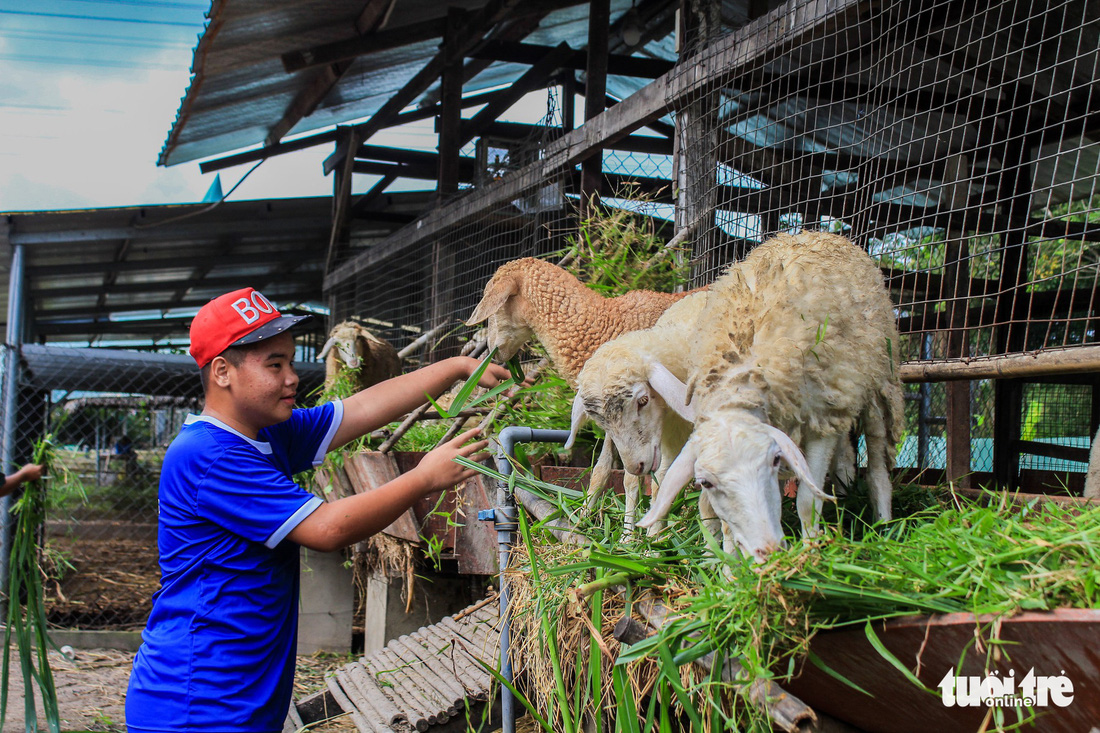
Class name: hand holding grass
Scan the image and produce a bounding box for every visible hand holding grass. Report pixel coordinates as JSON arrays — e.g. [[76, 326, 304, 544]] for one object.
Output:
[[2, 463, 44, 497], [414, 427, 490, 492]]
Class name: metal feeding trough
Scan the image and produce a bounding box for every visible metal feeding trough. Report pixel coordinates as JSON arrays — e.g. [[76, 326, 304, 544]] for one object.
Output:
[[784, 608, 1100, 732]]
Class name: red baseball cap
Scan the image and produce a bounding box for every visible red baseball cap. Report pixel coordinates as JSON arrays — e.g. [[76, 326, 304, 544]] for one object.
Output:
[[189, 287, 312, 368]]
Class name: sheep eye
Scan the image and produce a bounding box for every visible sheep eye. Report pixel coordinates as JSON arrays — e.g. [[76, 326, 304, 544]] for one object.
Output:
[[772, 454, 782, 468], [697, 478, 714, 490], [637, 395, 649, 408]]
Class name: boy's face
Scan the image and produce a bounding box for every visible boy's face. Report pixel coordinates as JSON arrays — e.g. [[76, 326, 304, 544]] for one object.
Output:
[[225, 332, 300, 429]]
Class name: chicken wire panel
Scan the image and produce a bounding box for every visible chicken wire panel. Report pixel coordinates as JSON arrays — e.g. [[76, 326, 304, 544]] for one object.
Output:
[[894, 379, 995, 475], [1, 345, 206, 631], [330, 89, 679, 357], [676, 0, 1100, 366], [1017, 380, 1094, 473]]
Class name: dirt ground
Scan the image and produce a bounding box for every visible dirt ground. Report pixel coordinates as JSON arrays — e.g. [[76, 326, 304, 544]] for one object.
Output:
[[3, 645, 359, 732], [25, 530, 359, 731]]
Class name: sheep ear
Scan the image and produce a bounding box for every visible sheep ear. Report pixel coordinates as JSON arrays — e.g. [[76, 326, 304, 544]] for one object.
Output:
[[564, 392, 587, 450], [638, 441, 696, 528], [466, 276, 516, 325], [647, 362, 695, 423], [763, 425, 835, 502], [318, 336, 336, 360]]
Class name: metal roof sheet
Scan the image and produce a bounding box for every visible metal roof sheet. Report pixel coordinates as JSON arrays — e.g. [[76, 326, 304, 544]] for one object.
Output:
[[160, 0, 671, 165]]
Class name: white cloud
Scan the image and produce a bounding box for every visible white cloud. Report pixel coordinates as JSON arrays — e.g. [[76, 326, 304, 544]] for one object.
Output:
[[0, 42, 329, 212]]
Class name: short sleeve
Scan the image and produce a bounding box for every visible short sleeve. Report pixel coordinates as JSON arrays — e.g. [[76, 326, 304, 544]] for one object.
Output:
[[262, 400, 344, 474], [196, 447, 322, 548]]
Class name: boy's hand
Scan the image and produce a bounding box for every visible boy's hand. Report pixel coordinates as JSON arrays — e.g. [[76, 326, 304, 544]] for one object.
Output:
[[455, 356, 512, 388], [414, 428, 490, 493]]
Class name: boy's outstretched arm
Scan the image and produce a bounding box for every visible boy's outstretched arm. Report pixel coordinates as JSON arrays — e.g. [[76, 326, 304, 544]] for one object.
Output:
[[288, 428, 489, 552], [330, 355, 511, 449]]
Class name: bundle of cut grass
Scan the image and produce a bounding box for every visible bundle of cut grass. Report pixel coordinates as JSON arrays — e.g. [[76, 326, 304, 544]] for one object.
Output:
[[481, 458, 1100, 733], [1, 436, 61, 733]]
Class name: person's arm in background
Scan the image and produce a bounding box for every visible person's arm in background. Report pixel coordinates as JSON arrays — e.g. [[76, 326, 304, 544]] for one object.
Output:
[[1, 463, 43, 497], [330, 355, 511, 449]]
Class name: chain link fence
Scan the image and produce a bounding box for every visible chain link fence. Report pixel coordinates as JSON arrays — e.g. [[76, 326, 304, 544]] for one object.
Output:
[[0, 343, 324, 632]]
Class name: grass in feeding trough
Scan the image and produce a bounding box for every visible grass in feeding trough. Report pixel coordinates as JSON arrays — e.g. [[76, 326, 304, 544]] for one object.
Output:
[[457, 455, 1100, 732], [1, 435, 62, 733]]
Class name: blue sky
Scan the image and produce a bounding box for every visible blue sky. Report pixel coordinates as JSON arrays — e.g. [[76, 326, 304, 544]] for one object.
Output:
[[0, 0, 567, 214], [0, 0, 461, 212]]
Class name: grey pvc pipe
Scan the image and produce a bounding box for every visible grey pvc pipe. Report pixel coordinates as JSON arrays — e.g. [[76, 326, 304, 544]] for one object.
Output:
[[493, 427, 570, 733], [0, 243, 26, 614]]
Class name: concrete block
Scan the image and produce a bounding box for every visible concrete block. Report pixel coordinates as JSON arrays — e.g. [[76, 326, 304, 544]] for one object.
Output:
[[297, 549, 354, 655]]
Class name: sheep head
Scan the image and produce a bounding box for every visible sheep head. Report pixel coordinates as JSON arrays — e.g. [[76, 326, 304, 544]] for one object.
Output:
[[638, 415, 833, 563], [319, 322, 367, 369], [568, 350, 694, 475], [465, 269, 532, 361]]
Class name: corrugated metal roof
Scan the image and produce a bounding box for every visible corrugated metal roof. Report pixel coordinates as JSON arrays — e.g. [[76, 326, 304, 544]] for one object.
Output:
[[159, 0, 676, 166], [0, 196, 371, 347]]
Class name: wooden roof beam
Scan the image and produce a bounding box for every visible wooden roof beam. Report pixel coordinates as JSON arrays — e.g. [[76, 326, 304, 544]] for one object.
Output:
[[323, 0, 567, 175], [459, 42, 575, 146], [469, 40, 674, 78], [283, 0, 589, 73], [267, 0, 406, 147], [31, 272, 320, 299]]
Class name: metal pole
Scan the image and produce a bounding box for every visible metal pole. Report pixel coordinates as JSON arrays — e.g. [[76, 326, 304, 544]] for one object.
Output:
[[0, 243, 26, 614], [486, 426, 571, 733]]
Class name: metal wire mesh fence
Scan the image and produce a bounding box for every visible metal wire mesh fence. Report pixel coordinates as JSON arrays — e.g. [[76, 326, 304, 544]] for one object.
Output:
[[323, 0, 1100, 489], [0, 344, 325, 631]]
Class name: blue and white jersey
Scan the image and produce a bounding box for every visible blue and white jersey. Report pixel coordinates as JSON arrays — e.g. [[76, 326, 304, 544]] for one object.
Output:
[[126, 401, 343, 732]]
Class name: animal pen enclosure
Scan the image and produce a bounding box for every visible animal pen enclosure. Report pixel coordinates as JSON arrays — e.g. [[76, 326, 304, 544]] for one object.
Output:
[[325, 0, 1100, 495]]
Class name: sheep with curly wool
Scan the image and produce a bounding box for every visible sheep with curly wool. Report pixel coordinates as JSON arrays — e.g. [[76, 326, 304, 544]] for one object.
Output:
[[465, 257, 701, 386], [634, 231, 904, 563], [466, 257, 703, 506], [318, 320, 402, 394]]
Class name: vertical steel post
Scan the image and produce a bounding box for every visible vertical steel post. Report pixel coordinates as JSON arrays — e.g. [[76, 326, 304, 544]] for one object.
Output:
[[0, 243, 26, 614], [488, 427, 571, 733]]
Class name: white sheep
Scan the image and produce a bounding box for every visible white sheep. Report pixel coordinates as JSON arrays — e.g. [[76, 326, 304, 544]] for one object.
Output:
[[465, 256, 702, 505], [634, 231, 904, 562], [318, 320, 401, 394], [566, 291, 710, 529], [1084, 429, 1100, 499]]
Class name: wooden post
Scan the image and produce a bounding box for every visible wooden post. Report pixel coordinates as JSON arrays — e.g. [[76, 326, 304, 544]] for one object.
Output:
[[942, 154, 972, 488], [326, 127, 360, 274], [677, 0, 722, 279], [992, 86, 1038, 490], [581, 0, 609, 216], [560, 72, 575, 133], [437, 8, 465, 200], [427, 10, 464, 360]]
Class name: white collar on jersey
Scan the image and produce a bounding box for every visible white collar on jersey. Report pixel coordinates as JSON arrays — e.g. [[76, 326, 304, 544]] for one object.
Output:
[[184, 414, 273, 455]]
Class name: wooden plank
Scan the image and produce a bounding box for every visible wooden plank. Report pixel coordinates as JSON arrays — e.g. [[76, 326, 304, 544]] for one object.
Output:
[[897, 346, 1100, 382], [469, 40, 674, 78], [455, 474, 499, 575], [344, 452, 422, 542], [390, 636, 468, 706], [1013, 439, 1090, 464]]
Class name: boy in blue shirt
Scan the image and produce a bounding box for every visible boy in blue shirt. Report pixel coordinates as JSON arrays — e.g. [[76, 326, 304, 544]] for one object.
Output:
[[126, 287, 510, 732]]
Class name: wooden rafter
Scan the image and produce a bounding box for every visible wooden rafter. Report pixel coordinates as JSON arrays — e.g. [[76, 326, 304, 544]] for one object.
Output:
[[469, 40, 674, 78]]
